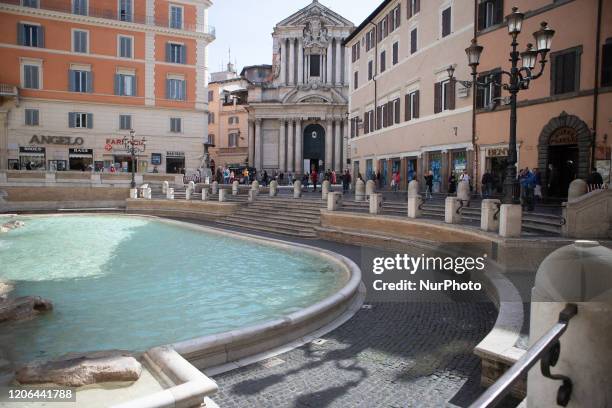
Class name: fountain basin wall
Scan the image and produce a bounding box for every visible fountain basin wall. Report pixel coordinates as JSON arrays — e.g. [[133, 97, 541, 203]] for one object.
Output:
[[126, 199, 241, 222]]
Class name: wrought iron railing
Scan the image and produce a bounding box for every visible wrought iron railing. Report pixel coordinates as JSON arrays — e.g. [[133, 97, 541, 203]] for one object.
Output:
[[0, 0, 215, 36], [470, 303, 578, 408]]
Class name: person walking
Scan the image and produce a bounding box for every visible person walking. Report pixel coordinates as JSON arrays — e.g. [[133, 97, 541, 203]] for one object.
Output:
[[448, 173, 457, 194], [311, 168, 318, 192], [424, 171, 433, 199], [342, 169, 351, 193]]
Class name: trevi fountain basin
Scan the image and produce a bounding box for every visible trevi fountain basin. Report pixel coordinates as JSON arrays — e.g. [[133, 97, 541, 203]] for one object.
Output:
[[0, 214, 361, 403]]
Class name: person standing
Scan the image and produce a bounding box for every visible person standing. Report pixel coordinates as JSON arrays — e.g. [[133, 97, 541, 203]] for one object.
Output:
[[424, 171, 433, 199], [311, 167, 318, 192], [343, 169, 351, 193], [448, 172, 457, 194]]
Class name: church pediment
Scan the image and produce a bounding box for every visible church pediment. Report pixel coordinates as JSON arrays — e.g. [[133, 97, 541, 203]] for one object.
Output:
[[282, 85, 347, 105], [276, 0, 354, 29]]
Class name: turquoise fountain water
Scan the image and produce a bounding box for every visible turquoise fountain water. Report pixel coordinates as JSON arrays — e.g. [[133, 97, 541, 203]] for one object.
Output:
[[0, 215, 346, 363]]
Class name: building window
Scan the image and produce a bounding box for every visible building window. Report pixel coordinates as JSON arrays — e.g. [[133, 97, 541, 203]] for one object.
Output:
[[166, 43, 186, 64], [118, 35, 133, 58], [69, 69, 92, 93], [434, 78, 456, 112], [365, 29, 375, 51], [207, 134, 215, 145], [208, 90, 214, 102], [208, 112, 215, 124], [380, 50, 386, 73], [551, 46, 582, 95], [166, 78, 186, 100], [169, 5, 183, 29], [368, 60, 373, 80], [119, 0, 132, 22], [478, 0, 503, 31], [25, 109, 39, 126], [354, 71, 359, 89], [228, 133, 239, 147], [405, 90, 420, 121], [441, 7, 452, 37], [351, 43, 360, 62], [310, 54, 321, 77], [392, 42, 399, 65], [410, 28, 418, 54], [170, 117, 181, 133], [22, 64, 40, 89], [18, 24, 44, 47], [602, 40, 612, 87], [408, 0, 420, 18], [228, 116, 239, 125], [363, 110, 374, 134], [119, 114, 132, 130], [22, 0, 39, 8], [476, 70, 502, 109], [393, 98, 401, 124], [69, 112, 92, 129], [72, 29, 88, 53], [72, 0, 87, 15], [114, 73, 136, 96], [391, 5, 401, 32]]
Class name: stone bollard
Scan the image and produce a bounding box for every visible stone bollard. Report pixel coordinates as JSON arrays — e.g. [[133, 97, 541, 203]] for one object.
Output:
[[444, 196, 462, 224], [248, 189, 257, 202], [321, 180, 331, 200], [251, 180, 260, 195], [211, 181, 219, 195], [481, 199, 501, 232], [139, 184, 149, 198], [355, 179, 366, 202], [201, 188, 209, 201], [293, 180, 302, 198], [145, 188, 152, 199], [407, 180, 422, 219], [188, 180, 195, 191], [457, 180, 470, 203], [166, 188, 174, 200], [269, 180, 278, 197], [162, 181, 169, 194], [369, 193, 383, 215], [567, 178, 588, 202], [218, 189, 227, 202], [90, 173, 101, 184], [0, 172, 7, 184], [130, 188, 138, 199], [499, 204, 522, 237], [328, 192, 342, 211], [528, 241, 612, 408], [232, 180, 239, 196], [185, 187, 192, 200], [365, 180, 376, 198]]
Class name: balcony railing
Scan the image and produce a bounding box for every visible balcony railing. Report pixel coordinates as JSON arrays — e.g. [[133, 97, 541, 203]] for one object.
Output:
[[0, 0, 215, 36]]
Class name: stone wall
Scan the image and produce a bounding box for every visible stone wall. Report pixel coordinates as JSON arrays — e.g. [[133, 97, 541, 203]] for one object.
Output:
[[126, 199, 240, 221], [2, 186, 129, 202]]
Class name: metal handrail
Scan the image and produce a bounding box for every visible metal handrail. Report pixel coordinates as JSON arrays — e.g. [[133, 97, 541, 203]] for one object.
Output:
[[469, 303, 578, 408]]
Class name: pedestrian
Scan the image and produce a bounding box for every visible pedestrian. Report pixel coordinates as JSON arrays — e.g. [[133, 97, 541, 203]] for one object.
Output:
[[533, 168, 542, 201], [448, 172, 457, 194], [586, 167, 604, 191], [424, 171, 433, 199], [343, 169, 351, 193], [311, 167, 318, 192], [262, 170, 269, 187], [331, 170, 337, 185]]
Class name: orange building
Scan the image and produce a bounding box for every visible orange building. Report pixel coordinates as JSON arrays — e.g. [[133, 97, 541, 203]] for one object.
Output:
[[0, 0, 214, 173]]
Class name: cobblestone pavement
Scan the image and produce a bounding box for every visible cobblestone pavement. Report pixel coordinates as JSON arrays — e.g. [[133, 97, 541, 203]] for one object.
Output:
[[211, 302, 501, 408]]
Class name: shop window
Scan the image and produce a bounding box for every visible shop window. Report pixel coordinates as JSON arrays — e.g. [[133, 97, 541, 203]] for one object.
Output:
[[166, 43, 186, 64], [25, 109, 39, 126], [392, 42, 399, 65], [410, 28, 418, 54], [551, 46, 582, 95], [72, 29, 88, 53], [169, 5, 183, 29], [441, 7, 452, 37], [18, 24, 44, 47], [22, 64, 40, 89], [478, 0, 503, 31], [68, 112, 92, 129], [118, 35, 133, 58], [118, 0, 132, 22], [380, 50, 386, 73], [72, 0, 87, 15], [603, 40, 612, 87], [69, 69, 92, 93], [170, 117, 182, 133], [119, 114, 132, 130], [228, 133, 239, 148], [166, 78, 185, 100], [115, 74, 136, 96]]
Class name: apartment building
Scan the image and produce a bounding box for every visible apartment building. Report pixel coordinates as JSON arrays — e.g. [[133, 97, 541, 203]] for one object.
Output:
[[207, 62, 249, 169], [474, 0, 611, 199], [0, 0, 214, 173], [344, 0, 474, 192]]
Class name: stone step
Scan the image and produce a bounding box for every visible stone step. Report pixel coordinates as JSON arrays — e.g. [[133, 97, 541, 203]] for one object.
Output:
[[225, 213, 320, 227], [216, 219, 317, 238], [236, 208, 321, 221]]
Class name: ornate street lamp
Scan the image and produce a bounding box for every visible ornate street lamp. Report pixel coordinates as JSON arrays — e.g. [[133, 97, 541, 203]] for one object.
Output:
[[122, 129, 146, 188], [448, 8, 555, 204]]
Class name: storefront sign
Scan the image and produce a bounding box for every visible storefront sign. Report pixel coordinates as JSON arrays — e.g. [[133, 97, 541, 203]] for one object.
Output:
[[549, 128, 578, 146], [19, 146, 45, 154], [487, 147, 508, 158], [69, 148, 93, 155], [151, 153, 162, 165], [166, 151, 185, 158], [29, 135, 84, 146]]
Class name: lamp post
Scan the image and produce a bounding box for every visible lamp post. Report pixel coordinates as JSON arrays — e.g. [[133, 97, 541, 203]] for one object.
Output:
[[122, 129, 146, 189], [448, 8, 555, 204]]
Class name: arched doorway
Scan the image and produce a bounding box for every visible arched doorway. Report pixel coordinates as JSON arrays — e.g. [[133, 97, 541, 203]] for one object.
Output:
[[303, 124, 325, 174], [537, 112, 592, 200]]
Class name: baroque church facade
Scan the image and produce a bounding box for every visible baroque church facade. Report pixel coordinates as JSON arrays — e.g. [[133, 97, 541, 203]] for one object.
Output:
[[243, 0, 353, 175]]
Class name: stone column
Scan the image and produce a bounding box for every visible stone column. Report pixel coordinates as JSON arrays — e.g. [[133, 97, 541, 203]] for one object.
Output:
[[335, 38, 342, 85], [305, 54, 310, 83], [254, 119, 262, 171], [248, 119, 254, 167], [342, 118, 349, 171], [288, 39, 295, 85], [295, 119, 303, 175], [287, 119, 294, 173], [334, 119, 341, 172], [297, 39, 304, 84], [326, 41, 333, 85], [279, 39, 286, 85], [279, 118, 286, 172], [0, 110, 8, 170], [325, 120, 333, 171]]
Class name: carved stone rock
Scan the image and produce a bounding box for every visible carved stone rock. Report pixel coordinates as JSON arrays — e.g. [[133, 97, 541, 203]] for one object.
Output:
[[0, 296, 53, 323]]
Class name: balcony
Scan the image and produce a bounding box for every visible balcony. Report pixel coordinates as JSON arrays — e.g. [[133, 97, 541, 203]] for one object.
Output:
[[0, 0, 215, 36]]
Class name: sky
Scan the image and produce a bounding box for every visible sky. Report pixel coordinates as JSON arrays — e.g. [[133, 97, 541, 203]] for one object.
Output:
[[207, 0, 374, 74]]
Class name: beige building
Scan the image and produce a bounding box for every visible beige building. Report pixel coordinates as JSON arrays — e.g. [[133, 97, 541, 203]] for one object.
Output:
[[244, 0, 354, 176], [344, 0, 474, 192], [207, 63, 249, 169]]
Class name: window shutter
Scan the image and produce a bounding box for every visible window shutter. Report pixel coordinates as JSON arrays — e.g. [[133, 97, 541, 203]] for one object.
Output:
[[33, 110, 39, 125], [386, 13, 391, 35], [132, 75, 137, 96], [376, 106, 382, 129], [449, 78, 456, 110], [86, 113, 93, 129], [434, 82, 442, 113], [494, 0, 504, 25], [181, 80, 186, 100], [114, 74, 120, 95], [165, 79, 170, 99], [68, 70, 75, 92], [476, 80, 485, 109], [602, 43, 612, 86], [415, 0, 420, 13], [477, 2, 486, 30], [68, 112, 75, 128], [404, 94, 411, 121], [394, 99, 400, 124], [387, 101, 393, 126], [32, 66, 39, 89], [564, 52, 577, 92], [396, 5, 401, 28], [414, 90, 420, 118], [87, 71, 93, 93], [126, 0, 132, 21], [38, 26, 44, 48], [407, 0, 412, 18], [17, 23, 24, 45], [493, 72, 502, 99], [363, 113, 368, 133], [165, 43, 171, 62], [181, 44, 186, 64]]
